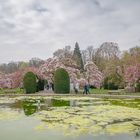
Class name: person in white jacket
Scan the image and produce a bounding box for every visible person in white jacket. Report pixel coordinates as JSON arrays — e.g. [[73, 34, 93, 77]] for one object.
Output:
[[74, 82, 79, 94]]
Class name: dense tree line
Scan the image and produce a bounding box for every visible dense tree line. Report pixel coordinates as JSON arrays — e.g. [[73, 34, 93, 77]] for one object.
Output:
[[0, 42, 140, 91], [53, 42, 140, 90], [0, 58, 45, 74]]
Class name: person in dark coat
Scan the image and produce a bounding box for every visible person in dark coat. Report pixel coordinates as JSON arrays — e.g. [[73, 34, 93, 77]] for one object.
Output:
[[83, 83, 90, 94], [50, 82, 54, 91]]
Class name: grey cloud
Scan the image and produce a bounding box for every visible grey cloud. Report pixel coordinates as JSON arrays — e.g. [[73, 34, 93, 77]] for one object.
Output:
[[0, 0, 140, 63]]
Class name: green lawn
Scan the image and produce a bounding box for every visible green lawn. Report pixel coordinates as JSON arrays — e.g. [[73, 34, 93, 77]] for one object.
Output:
[[0, 87, 140, 95], [89, 88, 109, 94], [89, 88, 140, 95], [0, 88, 24, 94]]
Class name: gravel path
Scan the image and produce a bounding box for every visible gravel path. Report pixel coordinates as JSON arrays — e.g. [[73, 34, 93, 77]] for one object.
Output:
[[0, 93, 140, 99]]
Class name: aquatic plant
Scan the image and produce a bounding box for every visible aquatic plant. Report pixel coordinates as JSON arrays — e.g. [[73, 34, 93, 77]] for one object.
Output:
[[33, 98, 140, 136], [1, 96, 140, 137]]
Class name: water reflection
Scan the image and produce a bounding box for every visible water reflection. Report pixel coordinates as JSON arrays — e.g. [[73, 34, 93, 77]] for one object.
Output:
[[22, 100, 38, 116], [5, 98, 140, 116], [135, 128, 140, 138], [0, 97, 140, 139], [21, 99, 70, 116]]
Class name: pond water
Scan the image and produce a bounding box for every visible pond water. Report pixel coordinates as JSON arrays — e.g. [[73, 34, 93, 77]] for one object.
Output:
[[0, 96, 140, 140]]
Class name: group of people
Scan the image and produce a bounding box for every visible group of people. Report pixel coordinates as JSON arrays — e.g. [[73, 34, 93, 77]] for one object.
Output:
[[83, 83, 90, 94], [45, 82, 54, 91], [45, 81, 90, 94]]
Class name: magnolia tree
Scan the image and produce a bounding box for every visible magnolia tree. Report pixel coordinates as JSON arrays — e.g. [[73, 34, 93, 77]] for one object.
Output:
[[38, 57, 81, 83], [0, 67, 42, 89], [0, 75, 13, 88], [124, 64, 140, 87], [84, 61, 103, 88], [39, 58, 103, 88], [0, 72, 21, 88], [0, 57, 103, 89]]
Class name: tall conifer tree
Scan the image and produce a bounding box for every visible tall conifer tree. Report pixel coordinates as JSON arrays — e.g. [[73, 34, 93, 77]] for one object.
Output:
[[73, 42, 84, 71]]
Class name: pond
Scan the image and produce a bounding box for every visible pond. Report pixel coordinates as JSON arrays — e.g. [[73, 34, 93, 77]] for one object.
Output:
[[0, 96, 140, 140]]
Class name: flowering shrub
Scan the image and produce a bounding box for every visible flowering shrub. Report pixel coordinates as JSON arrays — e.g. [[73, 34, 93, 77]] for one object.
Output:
[[0, 58, 103, 89], [124, 64, 140, 86]]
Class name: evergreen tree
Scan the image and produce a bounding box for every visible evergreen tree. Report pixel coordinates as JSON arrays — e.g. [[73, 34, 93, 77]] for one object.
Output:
[[73, 42, 84, 71], [54, 68, 70, 93], [23, 72, 37, 94]]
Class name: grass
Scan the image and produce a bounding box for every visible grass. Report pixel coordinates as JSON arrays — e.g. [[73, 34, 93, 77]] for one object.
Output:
[[0, 87, 140, 96], [89, 88, 109, 94], [0, 88, 24, 94], [89, 88, 140, 95]]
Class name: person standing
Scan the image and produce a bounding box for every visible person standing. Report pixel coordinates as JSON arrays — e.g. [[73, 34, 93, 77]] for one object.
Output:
[[83, 83, 90, 94], [50, 82, 54, 91], [70, 82, 74, 93], [74, 82, 79, 94], [87, 83, 90, 94]]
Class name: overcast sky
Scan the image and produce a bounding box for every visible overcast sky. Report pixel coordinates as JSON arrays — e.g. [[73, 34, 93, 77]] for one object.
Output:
[[0, 0, 140, 63]]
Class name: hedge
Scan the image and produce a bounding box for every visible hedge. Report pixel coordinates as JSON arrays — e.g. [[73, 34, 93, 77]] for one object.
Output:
[[23, 72, 37, 94], [54, 68, 70, 93]]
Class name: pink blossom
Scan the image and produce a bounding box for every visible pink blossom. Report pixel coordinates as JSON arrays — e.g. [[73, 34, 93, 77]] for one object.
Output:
[[124, 64, 140, 86]]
